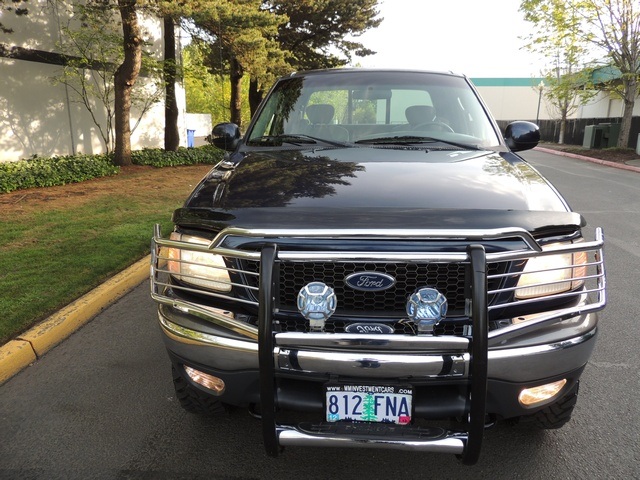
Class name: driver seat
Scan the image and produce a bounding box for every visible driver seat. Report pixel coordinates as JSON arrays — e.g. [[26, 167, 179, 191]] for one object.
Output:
[[304, 104, 349, 141], [405, 105, 437, 127]]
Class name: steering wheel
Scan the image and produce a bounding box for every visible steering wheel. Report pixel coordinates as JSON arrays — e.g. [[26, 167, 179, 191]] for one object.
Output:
[[413, 122, 455, 133]]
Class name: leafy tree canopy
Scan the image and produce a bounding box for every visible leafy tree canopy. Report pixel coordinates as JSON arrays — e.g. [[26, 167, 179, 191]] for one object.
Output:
[[268, 0, 382, 71], [520, 0, 597, 143], [521, 0, 640, 147]]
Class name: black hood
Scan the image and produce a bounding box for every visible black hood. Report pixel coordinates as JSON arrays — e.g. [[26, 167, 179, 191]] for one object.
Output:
[[177, 147, 581, 234]]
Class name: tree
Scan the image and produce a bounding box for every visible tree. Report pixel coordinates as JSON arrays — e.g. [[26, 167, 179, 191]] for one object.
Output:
[[53, 1, 163, 155], [542, 68, 596, 143], [113, 0, 143, 166], [163, 16, 180, 150], [520, 0, 596, 144], [248, 0, 382, 113], [269, 0, 381, 70], [183, 43, 252, 123], [584, 0, 640, 148], [190, 0, 287, 128], [191, 0, 381, 123], [155, 0, 207, 151], [521, 0, 640, 148]]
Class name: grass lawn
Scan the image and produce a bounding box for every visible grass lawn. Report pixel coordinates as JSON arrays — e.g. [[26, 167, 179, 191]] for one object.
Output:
[[0, 164, 213, 344]]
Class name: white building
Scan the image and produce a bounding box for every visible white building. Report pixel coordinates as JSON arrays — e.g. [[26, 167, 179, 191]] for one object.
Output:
[[0, 0, 189, 162], [472, 75, 640, 122], [472, 77, 550, 122]]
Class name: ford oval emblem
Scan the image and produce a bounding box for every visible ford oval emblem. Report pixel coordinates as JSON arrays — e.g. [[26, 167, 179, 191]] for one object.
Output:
[[344, 323, 395, 334], [344, 272, 396, 292]]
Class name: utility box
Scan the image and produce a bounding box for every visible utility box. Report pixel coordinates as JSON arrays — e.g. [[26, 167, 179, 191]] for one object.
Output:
[[583, 125, 602, 148], [583, 123, 620, 149], [599, 123, 620, 148]]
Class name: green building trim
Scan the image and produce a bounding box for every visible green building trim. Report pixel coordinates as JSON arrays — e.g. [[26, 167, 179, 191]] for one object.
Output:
[[470, 78, 545, 87]]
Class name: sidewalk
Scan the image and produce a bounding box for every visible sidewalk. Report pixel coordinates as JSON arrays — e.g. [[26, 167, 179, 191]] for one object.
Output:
[[1, 146, 638, 385]]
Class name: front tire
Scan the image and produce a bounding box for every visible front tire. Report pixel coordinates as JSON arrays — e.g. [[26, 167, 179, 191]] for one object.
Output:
[[172, 365, 227, 415]]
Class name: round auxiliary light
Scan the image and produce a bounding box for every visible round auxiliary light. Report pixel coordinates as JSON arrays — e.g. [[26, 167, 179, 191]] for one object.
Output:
[[297, 282, 337, 331], [406, 287, 448, 333]]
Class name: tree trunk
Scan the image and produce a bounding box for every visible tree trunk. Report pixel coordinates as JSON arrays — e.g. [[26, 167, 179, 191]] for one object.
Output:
[[249, 78, 263, 117], [114, 0, 142, 166], [164, 16, 180, 151], [618, 76, 638, 148], [229, 57, 243, 127], [558, 106, 567, 145]]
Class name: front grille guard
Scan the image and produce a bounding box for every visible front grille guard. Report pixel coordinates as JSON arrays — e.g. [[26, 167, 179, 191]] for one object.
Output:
[[151, 225, 606, 341], [150, 224, 606, 465]]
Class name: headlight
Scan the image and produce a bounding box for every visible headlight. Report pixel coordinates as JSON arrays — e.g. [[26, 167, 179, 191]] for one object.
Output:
[[515, 242, 587, 300], [166, 232, 232, 292]]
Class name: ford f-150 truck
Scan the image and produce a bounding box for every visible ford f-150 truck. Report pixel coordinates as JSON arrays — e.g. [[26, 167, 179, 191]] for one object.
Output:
[[151, 69, 606, 464]]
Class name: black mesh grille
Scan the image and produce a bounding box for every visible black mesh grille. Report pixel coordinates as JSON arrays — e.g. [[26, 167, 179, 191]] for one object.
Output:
[[240, 259, 506, 336], [277, 262, 468, 315]]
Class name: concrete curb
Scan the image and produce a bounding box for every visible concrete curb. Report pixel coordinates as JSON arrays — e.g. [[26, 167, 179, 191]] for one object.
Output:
[[0, 255, 150, 385], [534, 146, 640, 173]]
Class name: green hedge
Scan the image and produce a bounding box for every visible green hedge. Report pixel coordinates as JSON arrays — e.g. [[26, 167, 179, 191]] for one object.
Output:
[[131, 145, 224, 167], [0, 154, 119, 193], [0, 145, 225, 194]]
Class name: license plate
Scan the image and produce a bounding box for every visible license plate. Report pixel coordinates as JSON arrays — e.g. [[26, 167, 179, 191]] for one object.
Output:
[[324, 384, 413, 424]]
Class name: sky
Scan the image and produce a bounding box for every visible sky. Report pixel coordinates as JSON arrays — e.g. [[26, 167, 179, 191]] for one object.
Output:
[[350, 0, 545, 78]]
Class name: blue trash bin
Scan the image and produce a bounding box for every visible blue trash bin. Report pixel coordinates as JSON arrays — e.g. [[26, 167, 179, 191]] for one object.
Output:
[[187, 129, 195, 148]]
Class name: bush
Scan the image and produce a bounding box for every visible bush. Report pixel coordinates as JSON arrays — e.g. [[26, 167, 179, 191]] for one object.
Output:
[[0, 145, 225, 194], [131, 145, 225, 167], [0, 154, 120, 193]]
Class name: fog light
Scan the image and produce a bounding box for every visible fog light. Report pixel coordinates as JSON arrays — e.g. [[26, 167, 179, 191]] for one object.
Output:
[[518, 379, 567, 407], [406, 287, 447, 334], [297, 282, 337, 332], [184, 365, 225, 395]]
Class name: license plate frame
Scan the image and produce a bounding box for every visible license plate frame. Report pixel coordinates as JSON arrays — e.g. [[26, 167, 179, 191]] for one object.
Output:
[[324, 384, 413, 425]]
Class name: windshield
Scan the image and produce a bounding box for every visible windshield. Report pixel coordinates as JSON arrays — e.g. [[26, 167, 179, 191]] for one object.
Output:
[[246, 71, 501, 149]]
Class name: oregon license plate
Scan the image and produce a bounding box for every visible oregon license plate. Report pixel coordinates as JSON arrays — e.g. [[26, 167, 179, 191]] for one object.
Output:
[[325, 384, 413, 424]]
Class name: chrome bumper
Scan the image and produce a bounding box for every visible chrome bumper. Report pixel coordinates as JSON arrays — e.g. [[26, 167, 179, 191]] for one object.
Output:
[[159, 308, 597, 383], [277, 424, 467, 454]]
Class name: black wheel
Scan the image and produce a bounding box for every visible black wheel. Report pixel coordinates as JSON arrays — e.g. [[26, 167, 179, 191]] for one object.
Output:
[[530, 381, 579, 429], [172, 365, 227, 415]]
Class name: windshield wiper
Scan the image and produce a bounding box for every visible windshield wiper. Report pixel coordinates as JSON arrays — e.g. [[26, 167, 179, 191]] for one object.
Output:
[[355, 135, 481, 151], [249, 134, 318, 146], [250, 134, 350, 148]]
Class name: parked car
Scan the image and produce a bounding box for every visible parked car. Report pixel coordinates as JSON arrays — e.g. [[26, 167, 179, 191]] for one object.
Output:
[[151, 69, 606, 464]]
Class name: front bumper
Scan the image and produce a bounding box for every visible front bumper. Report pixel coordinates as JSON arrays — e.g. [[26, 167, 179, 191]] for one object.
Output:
[[160, 304, 597, 414], [160, 301, 599, 378], [151, 225, 605, 464]]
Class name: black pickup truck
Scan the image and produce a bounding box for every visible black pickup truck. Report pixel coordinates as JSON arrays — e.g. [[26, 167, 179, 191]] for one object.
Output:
[[151, 69, 606, 464]]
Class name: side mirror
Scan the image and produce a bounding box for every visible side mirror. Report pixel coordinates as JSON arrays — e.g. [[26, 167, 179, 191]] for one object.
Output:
[[504, 121, 540, 152], [210, 123, 241, 151]]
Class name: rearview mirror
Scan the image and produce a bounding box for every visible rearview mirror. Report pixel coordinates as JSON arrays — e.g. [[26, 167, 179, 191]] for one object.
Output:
[[352, 88, 392, 100]]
